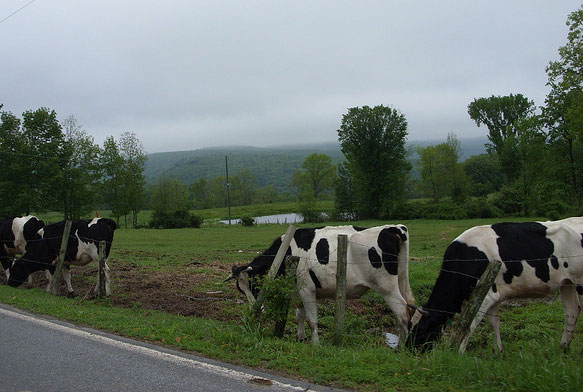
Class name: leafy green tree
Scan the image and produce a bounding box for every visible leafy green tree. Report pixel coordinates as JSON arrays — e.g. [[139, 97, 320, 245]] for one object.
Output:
[[21, 108, 66, 213], [100, 136, 125, 221], [230, 170, 256, 206], [417, 133, 467, 202], [150, 178, 200, 228], [190, 178, 214, 209], [291, 153, 336, 199], [337, 105, 411, 218], [60, 115, 102, 219], [334, 162, 355, 218], [119, 132, 147, 228], [544, 5, 583, 205], [468, 94, 536, 182], [0, 110, 28, 215], [463, 153, 504, 197]]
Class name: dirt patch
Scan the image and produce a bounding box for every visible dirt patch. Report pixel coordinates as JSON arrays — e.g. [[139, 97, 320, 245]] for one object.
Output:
[[2, 259, 246, 323]]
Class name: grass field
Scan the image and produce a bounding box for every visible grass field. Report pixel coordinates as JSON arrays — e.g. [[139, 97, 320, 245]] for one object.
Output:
[[1, 217, 582, 391]]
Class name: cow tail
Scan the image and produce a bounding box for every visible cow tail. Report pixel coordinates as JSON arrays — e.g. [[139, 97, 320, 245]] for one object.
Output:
[[397, 230, 415, 308]]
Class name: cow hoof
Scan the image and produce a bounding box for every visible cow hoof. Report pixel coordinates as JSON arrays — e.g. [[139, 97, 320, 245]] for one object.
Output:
[[67, 291, 78, 298]]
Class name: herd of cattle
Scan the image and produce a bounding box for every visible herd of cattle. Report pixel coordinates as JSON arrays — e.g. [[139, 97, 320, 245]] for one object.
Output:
[[1, 215, 582, 352]]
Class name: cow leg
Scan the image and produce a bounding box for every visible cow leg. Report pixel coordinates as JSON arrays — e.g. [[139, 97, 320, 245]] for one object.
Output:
[[62, 267, 76, 297], [44, 270, 53, 292], [298, 286, 319, 345], [295, 306, 307, 342], [459, 292, 498, 354], [377, 289, 409, 343], [486, 303, 502, 353], [559, 285, 580, 352]]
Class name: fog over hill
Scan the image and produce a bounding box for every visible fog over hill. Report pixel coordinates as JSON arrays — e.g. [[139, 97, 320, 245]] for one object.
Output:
[[144, 136, 488, 191]]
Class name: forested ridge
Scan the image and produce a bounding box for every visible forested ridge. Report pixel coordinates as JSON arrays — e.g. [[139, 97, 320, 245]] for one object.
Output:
[[143, 137, 488, 189]]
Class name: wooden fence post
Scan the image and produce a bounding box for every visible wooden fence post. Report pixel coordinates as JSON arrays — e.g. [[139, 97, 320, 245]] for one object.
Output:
[[333, 234, 348, 345], [252, 224, 297, 313], [97, 240, 106, 298], [49, 220, 72, 296], [273, 255, 299, 338], [447, 260, 502, 352]]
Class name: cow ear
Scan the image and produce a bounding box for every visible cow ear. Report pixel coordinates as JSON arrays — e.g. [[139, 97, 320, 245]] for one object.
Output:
[[223, 273, 235, 282]]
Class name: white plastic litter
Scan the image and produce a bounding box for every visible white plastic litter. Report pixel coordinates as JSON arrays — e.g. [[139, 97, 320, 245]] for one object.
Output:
[[385, 333, 399, 349]]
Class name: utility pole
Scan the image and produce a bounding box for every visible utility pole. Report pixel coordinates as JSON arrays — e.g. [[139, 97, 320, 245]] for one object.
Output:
[[225, 155, 231, 225]]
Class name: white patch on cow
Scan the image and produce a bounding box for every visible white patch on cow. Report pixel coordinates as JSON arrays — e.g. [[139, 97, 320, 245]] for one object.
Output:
[[88, 217, 100, 227]]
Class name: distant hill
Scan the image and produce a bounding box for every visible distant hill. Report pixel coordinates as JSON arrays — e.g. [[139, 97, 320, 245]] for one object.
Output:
[[144, 137, 488, 190]]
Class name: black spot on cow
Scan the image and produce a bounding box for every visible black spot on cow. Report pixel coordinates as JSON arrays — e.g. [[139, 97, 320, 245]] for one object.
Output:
[[316, 238, 330, 265], [406, 240, 490, 349], [294, 228, 318, 251], [576, 284, 583, 296], [378, 228, 399, 275], [551, 256, 559, 270], [384, 226, 407, 243], [564, 261, 569, 268], [492, 222, 554, 284], [309, 269, 322, 289], [352, 226, 368, 231], [368, 247, 382, 269], [492, 283, 497, 293]]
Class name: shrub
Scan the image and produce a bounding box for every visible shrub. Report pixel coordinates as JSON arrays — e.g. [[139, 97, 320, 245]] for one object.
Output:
[[150, 210, 203, 229], [239, 216, 255, 227]]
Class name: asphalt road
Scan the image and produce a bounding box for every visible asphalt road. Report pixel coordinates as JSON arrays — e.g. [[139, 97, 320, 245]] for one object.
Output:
[[0, 304, 338, 392]]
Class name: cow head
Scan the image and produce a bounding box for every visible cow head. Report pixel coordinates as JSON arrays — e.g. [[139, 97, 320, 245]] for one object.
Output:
[[225, 265, 259, 303], [405, 305, 445, 350], [8, 235, 55, 287]]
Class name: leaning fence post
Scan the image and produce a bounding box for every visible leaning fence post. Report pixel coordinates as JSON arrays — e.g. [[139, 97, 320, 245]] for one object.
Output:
[[333, 234, 348, 345], [273, 255, 299, 338], [447, 260, 502, 352], [97, 240, 106, 298], [252, 224, 297, 314], [49, 220, 72, 296]]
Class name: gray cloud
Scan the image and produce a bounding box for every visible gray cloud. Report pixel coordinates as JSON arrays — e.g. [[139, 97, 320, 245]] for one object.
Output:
[[1, 0, 579, 153]]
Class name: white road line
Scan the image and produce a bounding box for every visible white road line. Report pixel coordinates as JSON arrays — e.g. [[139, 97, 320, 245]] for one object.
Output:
[[0, 307, 307, 391]]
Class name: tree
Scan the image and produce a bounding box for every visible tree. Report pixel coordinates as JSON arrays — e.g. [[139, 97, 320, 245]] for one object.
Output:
[[468, 94, 536, 182], [334, 162, 355, 219], [544, 5, 583, 205], [119, 132, 147, 228], [100, 136, 125, 221], [60, 115, 102, 219], [417, 133, 467, 202], [21, 108, 66, 213], [0, 110, 28, 215], [150, 178, 201, 228], [463, 154, 504, 197], [292, 154, 336, 199], [337, 105, 411, 218]]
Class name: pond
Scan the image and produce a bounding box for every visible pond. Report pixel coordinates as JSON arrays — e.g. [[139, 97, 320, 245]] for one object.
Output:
[[219, 213, 304, 225]]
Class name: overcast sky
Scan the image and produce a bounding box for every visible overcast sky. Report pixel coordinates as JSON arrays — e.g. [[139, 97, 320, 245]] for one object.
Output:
[[1, 1, 581, 153]]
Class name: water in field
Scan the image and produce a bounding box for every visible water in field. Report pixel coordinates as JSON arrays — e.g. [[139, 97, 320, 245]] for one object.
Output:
[[220, 213, 303, 225]]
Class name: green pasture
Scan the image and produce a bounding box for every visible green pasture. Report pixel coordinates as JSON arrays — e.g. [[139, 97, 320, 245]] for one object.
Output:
[[1, 217, 581, 391]]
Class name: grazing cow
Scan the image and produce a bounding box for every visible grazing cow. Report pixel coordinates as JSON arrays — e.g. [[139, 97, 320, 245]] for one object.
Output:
[[226, 225, 414, 345], [406, 220, 583, 353], [8, 218, 117, 296], [0, 216, 45, 280]]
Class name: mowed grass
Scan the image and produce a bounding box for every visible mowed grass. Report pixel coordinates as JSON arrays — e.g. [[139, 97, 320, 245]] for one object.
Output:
[[1, 218, 582, 391]]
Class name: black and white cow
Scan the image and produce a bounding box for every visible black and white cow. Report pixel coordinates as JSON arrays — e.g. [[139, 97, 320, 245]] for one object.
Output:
[[227, 225, 414, 345], [0, 216, 45, 280], [406, 219, 583, 353], [8, 218, 117, 296]]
